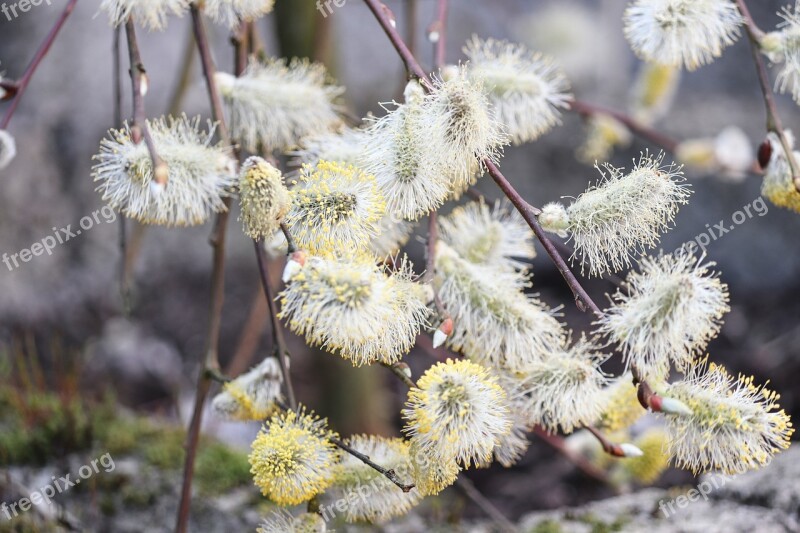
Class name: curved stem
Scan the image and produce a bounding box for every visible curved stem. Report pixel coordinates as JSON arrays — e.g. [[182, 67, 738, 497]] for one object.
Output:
[[330, 436, 415, 492], [254, 239, 297, 409], [175, 11, 241, 533], [124, 19, 168, 185], [735, 0, 800, 192], [568, 99, 679, 154], [0, 0, 78, 129]]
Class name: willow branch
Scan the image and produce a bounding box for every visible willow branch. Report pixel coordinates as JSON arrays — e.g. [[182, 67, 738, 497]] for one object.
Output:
[[455, 477, 518, 533], [429, 0, 448, 70], [531, 426, 611, 484], [380, 361, 416, 388], [422, 0, 449, 319], [736, 0, 800, 192], [330, 436, 416, 492], [0, 0, 78, 129], [568, 99, 679, 153], [255, 240, 297, 409], [124, 19, 168, 186], [405, 0, 418, 58], [280, 221, 298, 253], [112, 26, 132, 315], [585, 425, 630, 458], [175, 11, 241, 533]]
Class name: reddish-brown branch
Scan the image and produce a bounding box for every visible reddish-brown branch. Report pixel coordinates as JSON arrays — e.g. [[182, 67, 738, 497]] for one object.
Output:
[[736, 0, 800, 192], [455, 477, 518, 533], [531, 426, 611, 484], [364, 0, 431, 87], [0, 0, 78, 129], [422, 0, 450, 322], [429, 0, 448, 69], [586, 425, 627, 458], [175, 11, 242, 533], [330, 436, 416, 492], [254, 240, 297, 409], [124, 19, 168, 186], [568, 99, 679, 154], [404, 0, 418, 58]]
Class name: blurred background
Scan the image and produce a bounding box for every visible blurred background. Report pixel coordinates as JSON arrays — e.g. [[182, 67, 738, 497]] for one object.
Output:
[[0, 0, 798, 530]]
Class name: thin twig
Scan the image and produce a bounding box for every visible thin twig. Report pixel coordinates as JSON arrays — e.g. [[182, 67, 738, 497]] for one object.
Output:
[[254, 239, 297, 409], [380, 361, 416, 388], [0, 0, 78, 129], [124, 19, 168, 186], [585, 425, 627, 458], [405, 0, 418, 59], [736, 0, 800, 192], [455, 477, 518, 533], [280, 221, 298, 253], [531, 426, 611, 484], [423, 0, 450, 320], [568, 98, 679, 153], [430, 0, 448, 70], [226, 290, 269, 377], [364, 0, 431, 87], [330, 436, 416, 492], [175, 11, 241, 533], [167, 23, 198, 117], [113, 26, 131, 315]]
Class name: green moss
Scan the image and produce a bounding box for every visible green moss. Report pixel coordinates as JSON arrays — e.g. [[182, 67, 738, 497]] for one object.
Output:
[[0, 391, 93, 465], [530, 519, 564, 533], [195, 442, 252, 495], [571, 512, 630, 533], [141, 425, 186, 470], [121, 485, 157, 507], [0, 384, 253, 505]]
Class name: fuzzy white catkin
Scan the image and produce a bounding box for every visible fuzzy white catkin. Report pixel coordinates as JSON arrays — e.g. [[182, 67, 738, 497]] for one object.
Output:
[[437, 199, 535, 273], [434, 241, 566, 372], [0, 129, 17, 170], [463, 36, 571, 145], [762, 131, 800, 213], [278, 254, 429, 366], [403, 359, 512, 468], [540, 152, 691, 277], [216, 58, 344, 153], [290, 127, 367, 169], [772, 4, 800, 104], [203, 0, 275, 29], [623, 0, 743, 71], [211, 357, 284, 421], [662, 358, 794, 474], [506, 336, 609, 434], [92, 115, 237, 226], [284, 161, 386, 256], [360, 80, 454, 220], [431, 66, 508, 195], [237, 156, 291, 240], [99, 0, 189, 31], [332, 435, 421, 523], [597, 252, 730, 382]]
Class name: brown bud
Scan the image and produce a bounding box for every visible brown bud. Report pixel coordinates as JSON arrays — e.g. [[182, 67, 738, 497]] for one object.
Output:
[[758, 139, 772, 170]]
